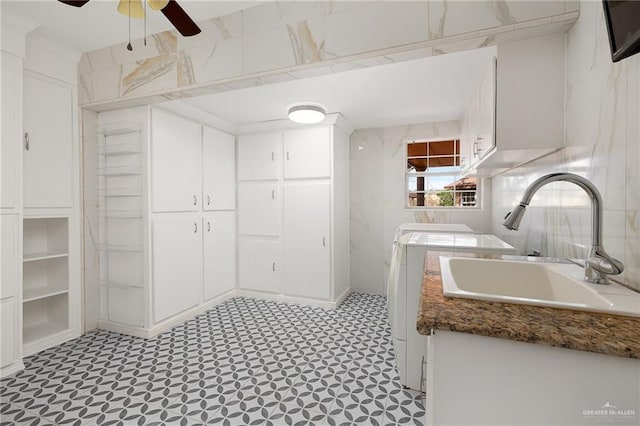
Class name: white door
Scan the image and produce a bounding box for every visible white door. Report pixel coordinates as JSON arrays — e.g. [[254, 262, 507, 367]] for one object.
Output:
[[151, 109, 201, 212], [283, 127, 331, 179], [238, 238, 281, 293], [0, 215, 18, 299], [283, 183, 330, 300], [152, 214, 202, 323], [202, 126, 236, 211], [238, 182, 280, 236], [23, 72, 73, 209], [1, 53, 19, 210], [203, 211, 236, 301], [237, 132, 281, 180]]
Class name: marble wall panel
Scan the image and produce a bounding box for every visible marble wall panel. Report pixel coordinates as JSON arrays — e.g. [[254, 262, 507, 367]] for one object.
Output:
[[120, 53, 177, 97], [242, 1, 326, 36], [180, 37, 242, 86], [177, 11, 242, 51]]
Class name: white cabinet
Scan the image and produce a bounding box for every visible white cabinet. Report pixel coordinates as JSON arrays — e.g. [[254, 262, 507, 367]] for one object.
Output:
[[1, 215, 19, 299], [283, 183, 331, 300], [283, 127, 331, 179], [23, 72, 73, 209], [237, 116, 352, 307], [0, 300, 17, 368], [203, 211, 236, 301], [151, 109, 202, 213], [202, 126, 235, 211], [238, 182, 280, 236], [1, 52, 20, 210], [237, 132, 281, 180], [98, 107, 237, 338], [238, 239, 281, 293], [152, 215, 202, 323]]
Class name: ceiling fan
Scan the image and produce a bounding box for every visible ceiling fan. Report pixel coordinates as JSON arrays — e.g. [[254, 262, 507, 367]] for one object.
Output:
[[58, 0, 201, 37]]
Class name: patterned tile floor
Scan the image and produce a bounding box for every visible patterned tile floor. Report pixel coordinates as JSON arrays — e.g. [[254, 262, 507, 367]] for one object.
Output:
[[1, 294, 425, 426]]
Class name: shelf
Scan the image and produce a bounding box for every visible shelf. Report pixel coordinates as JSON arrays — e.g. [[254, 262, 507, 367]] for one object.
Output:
[[98, 211, 143, 219], [99, 244, 143, 253], [23, 251, 68, 262], [99, 143, 141, 156], [97, 188, 142, 197], [98, 121, 141, 136], [23, 323, 69, 346], [98, 166, 142, 176], [99, 279, 143, 288], [23, 287, 69, 303]]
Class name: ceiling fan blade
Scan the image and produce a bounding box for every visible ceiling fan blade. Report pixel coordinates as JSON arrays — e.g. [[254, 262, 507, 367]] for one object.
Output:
[[160, 0, 201, 37], [58, 0, 90, 7]]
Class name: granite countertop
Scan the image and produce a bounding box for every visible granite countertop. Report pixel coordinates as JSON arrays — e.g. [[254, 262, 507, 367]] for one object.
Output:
[[416, 251, 640, 359]]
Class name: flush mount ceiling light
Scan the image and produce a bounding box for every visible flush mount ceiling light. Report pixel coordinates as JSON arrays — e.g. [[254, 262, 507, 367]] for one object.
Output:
[[288, 104, 327, 124]]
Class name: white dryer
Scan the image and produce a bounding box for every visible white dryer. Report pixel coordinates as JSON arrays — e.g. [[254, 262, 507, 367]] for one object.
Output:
[[387, 232, 516, 391]]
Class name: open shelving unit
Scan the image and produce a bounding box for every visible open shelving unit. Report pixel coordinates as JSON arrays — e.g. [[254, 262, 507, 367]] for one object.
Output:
[[22, 217, 71, 349], [97, 121, 146, 328]]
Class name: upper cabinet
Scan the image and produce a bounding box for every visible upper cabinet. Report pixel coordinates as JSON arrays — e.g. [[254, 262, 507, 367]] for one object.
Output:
[[283, 127, 331, 179], [23, 72, 74, 210], [202, 126, 235, 211], [151, 109, 202, 213], [1, 52, 20, 211], [237, 132, 281, 181]]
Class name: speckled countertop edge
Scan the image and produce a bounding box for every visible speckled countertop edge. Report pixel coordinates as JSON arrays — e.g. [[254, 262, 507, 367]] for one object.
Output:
[[416, 251, 640, 359]]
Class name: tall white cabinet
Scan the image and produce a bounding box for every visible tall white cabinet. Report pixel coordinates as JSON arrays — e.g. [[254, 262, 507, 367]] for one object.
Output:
[[1, 18, 82, 378], [97, 107, 236, 338], [237, 115, 352, 308]]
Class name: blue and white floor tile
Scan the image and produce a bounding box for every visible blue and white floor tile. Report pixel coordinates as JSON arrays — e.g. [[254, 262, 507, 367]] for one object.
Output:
[[1, 294, 425, 425]]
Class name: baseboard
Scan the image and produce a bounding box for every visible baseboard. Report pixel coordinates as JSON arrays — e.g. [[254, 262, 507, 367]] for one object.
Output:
[[335, 286, 352, 306], [0, 360, 25, 378], [98, 290, 236, 339], [23, 329, 81, 358], [235, 289, 350, 309]]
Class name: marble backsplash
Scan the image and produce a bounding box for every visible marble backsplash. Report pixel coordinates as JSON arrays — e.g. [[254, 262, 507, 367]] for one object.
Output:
[[349, 121, 494, 295], [490, 1, 640, 291], [77, 1, 579, 108]]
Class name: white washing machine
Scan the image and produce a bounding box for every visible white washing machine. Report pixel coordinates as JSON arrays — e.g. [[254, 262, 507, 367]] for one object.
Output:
[[387, 232, 516, 391]]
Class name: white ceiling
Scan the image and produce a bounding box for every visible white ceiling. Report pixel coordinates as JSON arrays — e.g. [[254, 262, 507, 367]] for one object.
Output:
[[1, 0, 263, 52], [182, 47, 496, 129]]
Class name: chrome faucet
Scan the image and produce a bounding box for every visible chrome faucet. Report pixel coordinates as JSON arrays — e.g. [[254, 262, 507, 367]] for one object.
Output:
[[503, 172, 624, 284]]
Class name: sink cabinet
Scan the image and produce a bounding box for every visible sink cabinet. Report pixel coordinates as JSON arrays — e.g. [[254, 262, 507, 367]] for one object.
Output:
[[425, 331, 640, 425]]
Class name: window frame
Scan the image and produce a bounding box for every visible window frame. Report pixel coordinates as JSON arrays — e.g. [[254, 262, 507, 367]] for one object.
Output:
[[404, 136, 481, 210]]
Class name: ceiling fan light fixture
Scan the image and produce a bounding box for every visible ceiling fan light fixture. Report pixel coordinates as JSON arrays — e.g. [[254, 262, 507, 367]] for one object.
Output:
[[117, 0, 145, 18], [288, 104, 326, 124], [148, 0, 169, 11]]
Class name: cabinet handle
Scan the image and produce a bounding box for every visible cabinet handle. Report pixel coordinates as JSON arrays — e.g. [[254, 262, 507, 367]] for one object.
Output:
[[286, 151, 290, 161], [193, 195, 197, 206], [207, 195, 211, 206], [194, 223, 198, 233], [271, 152, 275, 161], [207, 221, 211, 232], [272, 189, 275, 200], [24, 132, 29, 151], [322, 237, 326, 247], [272, 262, 276, 272]]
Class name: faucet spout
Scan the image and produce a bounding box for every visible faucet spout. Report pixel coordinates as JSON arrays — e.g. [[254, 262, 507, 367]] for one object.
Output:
[[502, 173, 624, 284]]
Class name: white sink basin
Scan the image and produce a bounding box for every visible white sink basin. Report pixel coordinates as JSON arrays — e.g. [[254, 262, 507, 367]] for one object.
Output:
[[440, 257, 640, 317]]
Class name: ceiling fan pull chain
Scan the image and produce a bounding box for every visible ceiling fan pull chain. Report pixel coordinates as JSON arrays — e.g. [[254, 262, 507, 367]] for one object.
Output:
[[126, 0, 133, 51], [144, 0, 147, 46]]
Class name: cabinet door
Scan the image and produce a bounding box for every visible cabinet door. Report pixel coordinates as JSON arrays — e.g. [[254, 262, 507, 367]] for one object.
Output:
[[152, 215, 202, 323], [1, 53, 19, 210], [202, 126, 235, 211], [238, 182, 280, 236], [283, 183, 330, 300], [283, 127, 331, 179], [237, 132, 281, 180], [238, 238, 281, 293], [151, 109, 202, 212], [0, 300, 17, 368], [203, 212, 236, 301], [477, 59, 496, 156], [1, 214, 18, 299], [23, 73, 73, 209]]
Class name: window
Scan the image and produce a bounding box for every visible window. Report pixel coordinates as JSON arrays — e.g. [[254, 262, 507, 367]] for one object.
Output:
[[406, 138, 478, 208]]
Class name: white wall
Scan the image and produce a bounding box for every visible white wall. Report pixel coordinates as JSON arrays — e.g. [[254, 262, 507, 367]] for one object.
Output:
[[491, 1, 640, 291], [349, 121, 493, 295]]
